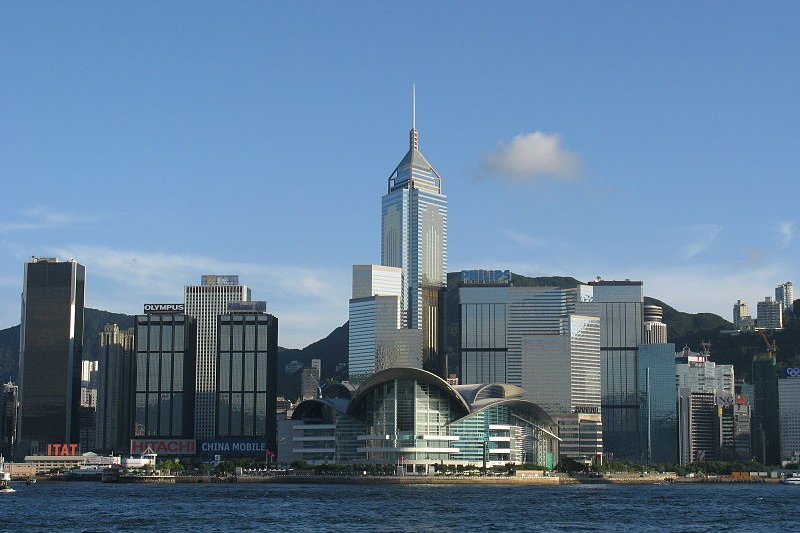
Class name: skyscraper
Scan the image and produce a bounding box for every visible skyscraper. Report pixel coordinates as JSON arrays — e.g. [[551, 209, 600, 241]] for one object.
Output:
[[752, 352, 780, 465], [757, 296, 783, 330], [348, 265, 421, 381], [642, 305, 667, 344], [18, 257, 85, 456], [0, 382, 18, 458], [184, 275, 250, 438], [732, 300, 750, 330], [381, 88, 448, 377], [588, 279, 643, 460], [132, 306, 197, 441], [775, 282, 794, 313], [637, 343, 677, 464], [215, 302, 277, 452], [96, 324, 134, 453]]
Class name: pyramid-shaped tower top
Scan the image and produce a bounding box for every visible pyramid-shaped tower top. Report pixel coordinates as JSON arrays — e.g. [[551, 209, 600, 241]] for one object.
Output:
[[387, 84, 442, 194]]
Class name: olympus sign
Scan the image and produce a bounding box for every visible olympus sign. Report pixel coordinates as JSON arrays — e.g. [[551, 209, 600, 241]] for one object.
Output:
[[143, 303, 185, 314]]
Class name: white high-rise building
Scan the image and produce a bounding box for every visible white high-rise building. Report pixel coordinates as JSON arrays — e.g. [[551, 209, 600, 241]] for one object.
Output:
[[642, 305, 668, 344], [348, 265, 421, 381], [757, 296, 783, 330], [675, 352, 734, 395], [733, 300, 750, 329], [184, 275, 250, 438], [381, 88, 447, 376], [776, 282, 794, 313]]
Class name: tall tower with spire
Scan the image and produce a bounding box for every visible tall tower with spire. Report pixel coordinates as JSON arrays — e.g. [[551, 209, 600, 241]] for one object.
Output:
[[381, 86, 448, 377]]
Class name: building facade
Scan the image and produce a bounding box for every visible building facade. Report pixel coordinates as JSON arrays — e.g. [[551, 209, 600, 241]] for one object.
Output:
[[778, 372, 800, 462], [752, 353, 780, 465], [18, 257, 85, 456], [757, 297, 783, 330], [348, 265, 421, 381], [301, 360, 321, 401], [732, 300, 750, 330], [184, 275, 250, 438], [637, 343, 677, 464], [381, 103, 448, 378], [132, 310, 197, 440], [96, 324, 134, 453], [215, 303, 278, 457], [291, 368, 560, 471], [775, 282, 794, 314], [0, 382, 19, 458], [641, 305, 667, 344], [588, 280, 644, 460]]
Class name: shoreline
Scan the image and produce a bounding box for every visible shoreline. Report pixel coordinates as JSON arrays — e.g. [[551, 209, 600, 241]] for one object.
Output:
[[30, 474, 781, 486]]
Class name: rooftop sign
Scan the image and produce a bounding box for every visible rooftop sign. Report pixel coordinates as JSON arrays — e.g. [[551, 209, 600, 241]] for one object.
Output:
[[227, 301, 266, 313], [459, 270, 511, 286], [201, 275, 239, 286], [143, 303, 185, 314]]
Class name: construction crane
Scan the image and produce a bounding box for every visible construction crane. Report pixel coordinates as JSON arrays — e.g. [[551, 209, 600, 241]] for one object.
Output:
[[758, 330, 778, 358]]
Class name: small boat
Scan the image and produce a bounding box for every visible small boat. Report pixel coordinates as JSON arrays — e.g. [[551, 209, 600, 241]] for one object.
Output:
[[26, 478, 36, 486], [0, 456, 14, 493], [782, 474, 800, 485]]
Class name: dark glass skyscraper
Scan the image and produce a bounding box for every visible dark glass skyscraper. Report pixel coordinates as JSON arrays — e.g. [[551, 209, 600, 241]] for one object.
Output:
[[18, 257, 85, 456], [133, 310, 196, 439], [0, 382, 18, 458], [216, 304, 278, 453], [752, 353, 780, 465], [96, 324, 134, 452]]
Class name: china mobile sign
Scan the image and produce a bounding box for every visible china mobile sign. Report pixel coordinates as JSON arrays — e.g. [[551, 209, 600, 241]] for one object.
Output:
[[199, 439, 269, 457], [130, 439, 196, 456]]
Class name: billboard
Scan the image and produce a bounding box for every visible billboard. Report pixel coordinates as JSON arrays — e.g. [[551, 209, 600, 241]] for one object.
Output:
[[198, 439, 269, 457], [784, 368, 800, 378], [201, 275, 239, 286], [227, 301, 266, 313], [130, 439, 196, 456], [715, 394, 735, 406], [47, 443, 79, 456], [143, 303, 185, 314]]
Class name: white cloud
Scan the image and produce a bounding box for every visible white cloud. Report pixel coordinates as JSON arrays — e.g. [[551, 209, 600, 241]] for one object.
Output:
[[778, 220, 795, 248], [0, 207, 100, 233], [47, 245, 350, 349], [683, 224, 722, 259], [481, 131, 580, 182], [503, 230, 547, 248]]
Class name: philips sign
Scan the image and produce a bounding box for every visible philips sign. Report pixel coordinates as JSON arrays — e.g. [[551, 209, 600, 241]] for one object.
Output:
[[143, 303, 185, 314], [199, 439, 269, 457]]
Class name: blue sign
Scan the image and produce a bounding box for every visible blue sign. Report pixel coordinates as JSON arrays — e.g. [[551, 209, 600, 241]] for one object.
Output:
[[198, 439, 269, 457], [784, 368, 800, 378]]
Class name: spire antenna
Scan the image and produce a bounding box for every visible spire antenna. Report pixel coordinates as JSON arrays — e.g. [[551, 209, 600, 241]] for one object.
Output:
[[410, 83, 419, 150]]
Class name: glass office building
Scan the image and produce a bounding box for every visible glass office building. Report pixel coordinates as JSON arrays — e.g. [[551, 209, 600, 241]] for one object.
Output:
[[291, 368, 560, 471], [216, 305, 278, 454], [381, 109, 448, 377], [637, 343, 677, 464], [588, 280, 644, 461], [18, 257, 85, 456], [133, 311, 196, 439], [96, 324, 134, 452]]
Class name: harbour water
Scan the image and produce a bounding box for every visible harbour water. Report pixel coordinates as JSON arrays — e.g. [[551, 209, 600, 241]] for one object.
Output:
[[1, 482, 798, 532]]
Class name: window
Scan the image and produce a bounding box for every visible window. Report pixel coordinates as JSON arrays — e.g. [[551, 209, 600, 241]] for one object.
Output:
[[219, 353, 230, 392]]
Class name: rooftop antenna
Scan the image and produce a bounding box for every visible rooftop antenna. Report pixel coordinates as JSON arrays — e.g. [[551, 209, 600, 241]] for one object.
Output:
[[410, 83, 419, 150]]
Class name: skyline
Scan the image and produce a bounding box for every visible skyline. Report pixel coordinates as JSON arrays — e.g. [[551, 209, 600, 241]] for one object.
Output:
[[2, 3, 800, 347]]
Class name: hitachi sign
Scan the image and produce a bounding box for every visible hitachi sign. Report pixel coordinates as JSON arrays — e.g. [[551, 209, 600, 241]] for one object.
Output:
[[143, 303, 185, 314], [130, 439, 196, 455]]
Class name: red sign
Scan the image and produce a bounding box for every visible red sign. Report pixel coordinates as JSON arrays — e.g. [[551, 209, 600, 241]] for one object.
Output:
[[130, 439, 196, 456], [735, 395, 749, 405], [47, 443, 79, 456]]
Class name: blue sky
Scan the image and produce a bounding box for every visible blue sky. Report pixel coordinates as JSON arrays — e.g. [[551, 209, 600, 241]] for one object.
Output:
[[1, 2, 799, 347]]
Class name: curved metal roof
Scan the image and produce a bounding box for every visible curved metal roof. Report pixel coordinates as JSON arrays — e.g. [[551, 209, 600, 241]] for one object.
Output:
[[321, 382, 357, 400], [347, 367, 471, 417], [452, 383, 525, 405], [464, 398, 557, 428]]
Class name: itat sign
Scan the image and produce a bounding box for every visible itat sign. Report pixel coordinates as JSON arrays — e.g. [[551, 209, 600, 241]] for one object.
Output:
[[144, 303, 185, 314]]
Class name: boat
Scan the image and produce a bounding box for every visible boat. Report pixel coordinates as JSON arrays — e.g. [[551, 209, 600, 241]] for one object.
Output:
[[26, 478, 36, 486], [782, 474, 800, 485], [0, 455, 15, 493]]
